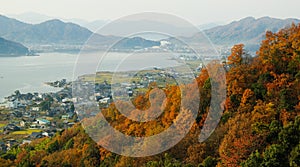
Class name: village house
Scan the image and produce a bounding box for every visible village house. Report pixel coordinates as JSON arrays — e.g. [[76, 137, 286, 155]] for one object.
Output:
[[35, 118, 50, 125]]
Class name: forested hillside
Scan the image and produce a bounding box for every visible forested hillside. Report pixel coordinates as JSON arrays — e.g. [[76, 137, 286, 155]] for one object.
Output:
[[0, 24, 299, 167], [0, 37, 29, 56]]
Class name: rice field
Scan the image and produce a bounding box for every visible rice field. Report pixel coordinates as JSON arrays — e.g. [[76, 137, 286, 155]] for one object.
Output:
[[11, 129, 42, 135]]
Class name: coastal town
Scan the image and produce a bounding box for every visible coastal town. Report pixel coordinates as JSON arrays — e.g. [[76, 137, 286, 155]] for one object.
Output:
[[0, 63, 204, 155], [0, 79, 76, 154]]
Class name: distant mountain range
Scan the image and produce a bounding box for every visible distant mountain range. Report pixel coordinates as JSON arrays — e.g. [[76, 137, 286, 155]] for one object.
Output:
[[0, 15, 162, 52], [197, 22, 222, 31], [112, 37, 160, 49], [7, 12, 53, 24], [5, 19, 93, 44], [0, 14, 300, 53], [8, 12, 218, 33], [7, 12, 109, 32], [203, 16, 300, 50], [0, 37, 29, 56], [0, 15, 109, 45]]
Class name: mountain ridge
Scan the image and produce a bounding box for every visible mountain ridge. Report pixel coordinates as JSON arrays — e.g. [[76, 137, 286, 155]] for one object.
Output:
[[0, 15, 161, 51], [202, 16, 300, 50], [1, 14, 300, 52], [2, 18, 94, 45], [0, 37, 30, 56]]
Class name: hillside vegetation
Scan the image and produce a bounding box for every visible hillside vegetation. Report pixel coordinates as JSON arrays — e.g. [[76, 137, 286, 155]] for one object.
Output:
[[0, 37, 29, 56], [0, 24, 300, 167]]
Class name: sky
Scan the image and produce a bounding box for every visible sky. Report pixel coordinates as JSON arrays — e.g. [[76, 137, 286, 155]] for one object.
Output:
[[1, 0, 300, 25]]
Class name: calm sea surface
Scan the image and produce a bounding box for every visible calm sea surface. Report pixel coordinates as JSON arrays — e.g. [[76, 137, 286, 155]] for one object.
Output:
[[0, 52, 181, 101]]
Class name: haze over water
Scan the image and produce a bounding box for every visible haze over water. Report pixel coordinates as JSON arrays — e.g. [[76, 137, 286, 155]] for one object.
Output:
[[0, 52, 182, 102]]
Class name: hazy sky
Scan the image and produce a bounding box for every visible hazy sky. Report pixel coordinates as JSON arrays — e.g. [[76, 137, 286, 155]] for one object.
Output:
[[1, 0, 300, 24]]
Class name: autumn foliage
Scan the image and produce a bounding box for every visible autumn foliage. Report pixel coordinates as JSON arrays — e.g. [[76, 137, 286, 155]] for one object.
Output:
[[1, 24, 300, 167]]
